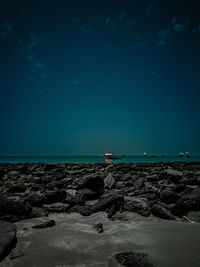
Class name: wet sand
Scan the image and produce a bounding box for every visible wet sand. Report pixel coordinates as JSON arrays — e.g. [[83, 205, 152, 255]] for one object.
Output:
[[2, 212, 200, 267]]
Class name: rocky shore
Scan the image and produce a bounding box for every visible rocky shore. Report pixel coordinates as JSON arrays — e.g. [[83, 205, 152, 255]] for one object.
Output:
[[0, 162, 200, 263]]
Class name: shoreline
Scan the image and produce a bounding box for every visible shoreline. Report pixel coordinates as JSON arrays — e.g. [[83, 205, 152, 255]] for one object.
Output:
[[0, 162, 200, 264]]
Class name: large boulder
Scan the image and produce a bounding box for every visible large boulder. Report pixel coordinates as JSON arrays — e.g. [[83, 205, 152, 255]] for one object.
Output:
[[92, 193, 124, 215], [7, 183, 27, 193], [44, 203, 70, 213], [171, 199, 193, 217], [77, 174, 104, 193], [45, 190, 66, 204], [0, 220, 17, 261], [150, 204, 175, 220], [7, 171, 20, 179], [124, 197, 150, 217], [68, 205, 93, 216], [0, 196, 32, 222], [160, 189, 179, 204], [24, 192, 46, 207], [180, 187, 200, 210], [77, 189, 101, 201], [165, 169, 182, 183]]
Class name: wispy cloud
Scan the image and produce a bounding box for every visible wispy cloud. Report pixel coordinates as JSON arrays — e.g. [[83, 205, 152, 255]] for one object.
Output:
[[173, 23, 186, 32], [170, 17, 176, 26], [192, 25, 200, 34], [124, 19, 137, 27], [156, 29, 171, 46], [80, 24, 92, 35], [105, 17, 116, 27], [119, 11, 127, 22], [0, 20, 14, 41]]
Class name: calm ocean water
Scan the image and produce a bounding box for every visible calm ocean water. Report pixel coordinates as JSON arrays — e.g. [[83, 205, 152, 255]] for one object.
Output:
[[0, 155, 200, 164]]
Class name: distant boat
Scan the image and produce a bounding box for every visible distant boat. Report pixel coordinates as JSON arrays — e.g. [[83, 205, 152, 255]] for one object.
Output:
[[151, 154, 156, 157], [185, 152, 190, 157], [105, 153, 125, 160], [179, 152, 185, 157]]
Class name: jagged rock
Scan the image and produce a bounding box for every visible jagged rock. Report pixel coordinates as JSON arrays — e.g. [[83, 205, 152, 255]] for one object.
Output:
[[173, 184, 186, 193], [7, 183, 27, 193], [64, 191, 86, 205], [94, 223, 103, 233], [165, 168, 183, 177], [29, 207, 48, 218], [160, 189, 179, 204], [115, 252, 156, 267], [77, 174, 104, 193], [44, 202, 70, 213], [7, 171, 20, 179], [45, 189, 66, 204], [104, 173, 115, 189], [171, 199, 193, 217], [68, 205, 93, 216], [32, 219, 55, 229], [24, 192, 46, 207], [180, 187, 200, 211], [124, 197, 150, 217], [92, 193, 124, 213], [0, 196, 32, 222], [151, 204, 175, 220], [77, 188, 100, 201], [181, 177, 197, 186], [0, 220, 17, 261], [187, 211, 200, 222]]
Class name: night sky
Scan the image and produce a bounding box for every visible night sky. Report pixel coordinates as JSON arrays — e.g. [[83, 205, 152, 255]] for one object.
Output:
[[0, 0, 200, 155]]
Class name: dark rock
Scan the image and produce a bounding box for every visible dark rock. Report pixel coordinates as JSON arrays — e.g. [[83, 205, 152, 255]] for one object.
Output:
[[7, 171, 20, 179], [151, 204, 175, 220], [77, 174, 104, 193], [107, 204, 118, 219], [104, 173, 115, 189], [64, 191, 86, 205], [68, 205, 93, 216], [173, 184, 186, 193], [0, 220, 17, 261], [171, 199, 193, 217], [160, 189, 179, 204], [180, 187, 200, 211], [29, 207, 48, 218], [165, 169, 182, 182], [110, 212, 128, 221], [115, 252, 156, 267], [94, 223, 103, 233], [77, 188, 100, 201], [7, 183, 27, 193], [124, 197, 150, 217], [92, 193, 124, 213], [30, 183, 44, 191], [181, 177, 197, 186], [187, 211, 200, 222], [0, 196, 32, 222], [44, 202, 70, 213], [32, 219, 55, 229], [45, 189, 66, 204], [24, 192, 46, 207]]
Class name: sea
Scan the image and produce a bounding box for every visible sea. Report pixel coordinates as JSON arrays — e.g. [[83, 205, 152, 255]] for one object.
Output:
[[0, 155, 200, 164]]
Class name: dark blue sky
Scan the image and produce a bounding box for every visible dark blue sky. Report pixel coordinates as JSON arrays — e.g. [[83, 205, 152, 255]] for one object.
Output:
[[0, 0, 200, 155]]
